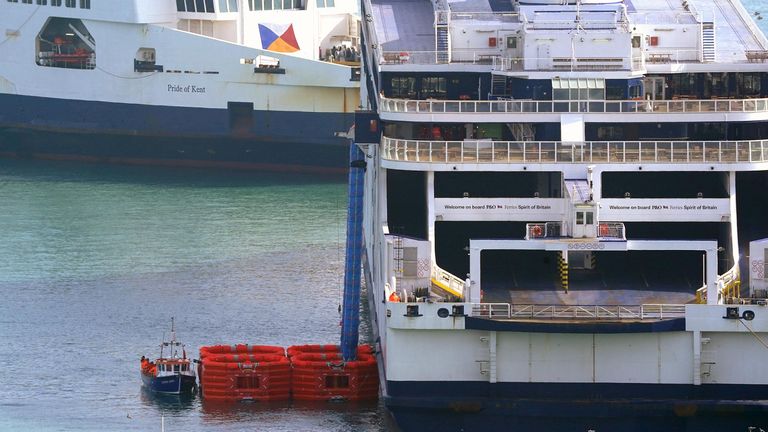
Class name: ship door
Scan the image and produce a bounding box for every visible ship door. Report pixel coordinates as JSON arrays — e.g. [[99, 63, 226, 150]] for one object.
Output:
[[502, 33, 521, 64], [537, 43, 551, 70], [644, 77, 666, 100], [573, 206, 596, 238]]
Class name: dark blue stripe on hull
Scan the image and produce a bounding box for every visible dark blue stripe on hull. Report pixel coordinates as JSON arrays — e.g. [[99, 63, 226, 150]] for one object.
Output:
[[385, 380, 768, 430], [465, 316, 687, 333], [389, 406, 768, 432], [0, 94, 352, 172], [387, 380, 768, 402]]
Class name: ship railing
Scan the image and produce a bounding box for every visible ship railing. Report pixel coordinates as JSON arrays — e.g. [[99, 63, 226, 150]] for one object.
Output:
[[449, 11, 520, 22], [597, 222, 625, 240], [525, 222, 561, 239], [470, 303, 687, 320], [381, 137, 768, 165], [717, 264, 741, 301], [378, 96, 768, 114], [431, 263, 465, 300]]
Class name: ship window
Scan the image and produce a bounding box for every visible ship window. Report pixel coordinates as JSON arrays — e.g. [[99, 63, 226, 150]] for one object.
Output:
[[263, 0, 272, 9], [737, 73, 761, 96], [249, 0, 262, 10], [228, 0, 238, 11], [420, 77, 446, 99], [273, 0, 281, 9], [52, 0, 60, 4], [173, 365, 180, 372], [324, 375, 349, 389], [764, 249, 768, 279], [37, 0, 46, 4], [316, 0, 333, 7], [195, 0, 205, 12], [506, 37, 517, 49], [22, 0, 31, 3], [79, 0, 89, 8], [576, 212, 584, 225], [7, 1, 19, 3], [585, 212, 593, 225], [236, 376, 260, 389], [177, 0, 185, 10], [65, 0, 74, 6], [219, 0, 229, 11], [391, 76, 416, 98]]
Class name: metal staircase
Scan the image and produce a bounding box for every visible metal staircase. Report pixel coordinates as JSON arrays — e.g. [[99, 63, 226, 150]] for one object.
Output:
[[507, 123, 535, 142], [702, 21, 716, 62]]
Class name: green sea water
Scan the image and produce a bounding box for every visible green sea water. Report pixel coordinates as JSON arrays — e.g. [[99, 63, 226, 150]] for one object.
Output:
[[0, 160, 391, 432]]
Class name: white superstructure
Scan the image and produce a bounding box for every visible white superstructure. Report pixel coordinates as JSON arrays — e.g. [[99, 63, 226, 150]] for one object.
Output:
[[0, 0, 361, 171], [355, 0, 768, 427]]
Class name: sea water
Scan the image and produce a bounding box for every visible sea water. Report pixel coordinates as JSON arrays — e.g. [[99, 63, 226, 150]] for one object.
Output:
[[0, 160, 391, 431]]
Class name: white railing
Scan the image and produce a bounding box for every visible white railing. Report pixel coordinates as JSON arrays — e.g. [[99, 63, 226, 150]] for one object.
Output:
[[597, 222, 625, 240], [717, 264, 741, 300], [378, 96, 768, 115], [525, 222, 562, 239], [382, 137, 768, 165], [449, 11, 520, 22], [431, 263, 465, 300], [470, 303, 687, 320]]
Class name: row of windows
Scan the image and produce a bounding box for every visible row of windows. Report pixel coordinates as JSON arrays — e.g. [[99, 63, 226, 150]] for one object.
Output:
[[7, 0, 89, 7], [248, 0, 305, 11], [176, 0, 238, 13]]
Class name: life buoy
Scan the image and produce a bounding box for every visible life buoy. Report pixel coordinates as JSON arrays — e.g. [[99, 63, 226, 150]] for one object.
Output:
[[599, 224, 609, 237], [388, 291, 401, 302], [531, 225, 543, 237]]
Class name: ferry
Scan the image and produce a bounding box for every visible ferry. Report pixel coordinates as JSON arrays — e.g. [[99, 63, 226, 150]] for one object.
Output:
[[141, 318, 197, 395], [351, 0, 768, 428], [0, 0, 360, 173]]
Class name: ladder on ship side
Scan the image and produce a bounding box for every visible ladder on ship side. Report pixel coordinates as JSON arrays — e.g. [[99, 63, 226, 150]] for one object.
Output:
[[491, 74, 507, 98], [393, 236, 404, 287], [435, 10, 450, 64], [701, 21, 716, 62]]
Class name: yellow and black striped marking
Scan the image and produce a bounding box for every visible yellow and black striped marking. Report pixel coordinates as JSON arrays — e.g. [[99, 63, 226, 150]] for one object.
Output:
[[559, 251, 569, 293]]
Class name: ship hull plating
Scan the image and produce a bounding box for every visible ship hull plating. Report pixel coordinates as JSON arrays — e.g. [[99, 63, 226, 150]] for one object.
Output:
[[0, 94, 352, 173]]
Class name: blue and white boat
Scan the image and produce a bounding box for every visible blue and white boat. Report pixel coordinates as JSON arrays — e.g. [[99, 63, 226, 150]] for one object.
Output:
[[141, 318, 197, 395]]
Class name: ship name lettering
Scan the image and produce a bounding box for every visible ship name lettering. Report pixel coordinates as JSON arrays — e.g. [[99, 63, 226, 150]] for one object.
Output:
[[167, 84, 207, 94]]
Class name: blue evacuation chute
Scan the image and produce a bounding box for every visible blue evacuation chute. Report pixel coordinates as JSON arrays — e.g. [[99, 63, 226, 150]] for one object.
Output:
[[340, 143, 366, 361]]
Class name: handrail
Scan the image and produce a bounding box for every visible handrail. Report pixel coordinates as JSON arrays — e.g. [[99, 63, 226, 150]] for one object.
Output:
[[431, 263, 465, 300], [470, 303, 687, 320], [718, 264, 741, 300], [379, 96, 768, 115], [381, 137, 768, 165]]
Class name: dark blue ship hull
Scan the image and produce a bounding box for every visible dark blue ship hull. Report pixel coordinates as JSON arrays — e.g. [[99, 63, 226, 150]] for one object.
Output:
[[385, 381, 768, 431], [141, 372, 197, 395], [0, 94, 353, 173]]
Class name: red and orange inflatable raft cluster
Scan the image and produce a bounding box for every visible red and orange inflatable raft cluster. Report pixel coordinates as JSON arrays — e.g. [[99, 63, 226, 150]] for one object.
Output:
[[198, 344, 378, 402]]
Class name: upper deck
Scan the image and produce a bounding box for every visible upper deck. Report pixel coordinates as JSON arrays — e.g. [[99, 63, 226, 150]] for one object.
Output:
[[364, 0, 768, 72]]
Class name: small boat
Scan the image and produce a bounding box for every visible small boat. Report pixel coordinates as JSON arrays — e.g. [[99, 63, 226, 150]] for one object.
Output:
[[140, 318, 197, 395]]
